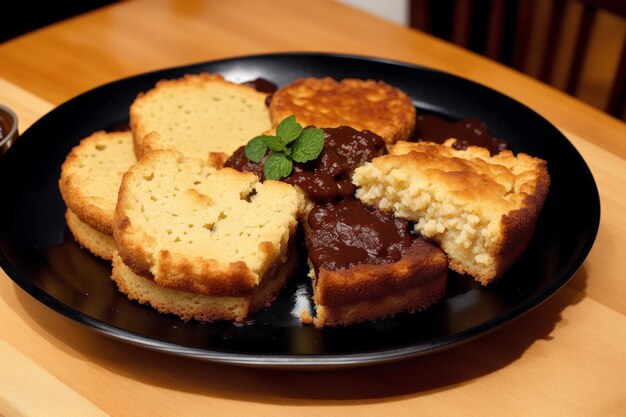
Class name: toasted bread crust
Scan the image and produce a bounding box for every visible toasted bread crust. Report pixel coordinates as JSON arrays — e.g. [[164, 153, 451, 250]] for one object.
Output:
[[59, 131, 135, 235], [130, 73, 271, 160], [111, 243, 296, 322], [269, 77, 415, 144]]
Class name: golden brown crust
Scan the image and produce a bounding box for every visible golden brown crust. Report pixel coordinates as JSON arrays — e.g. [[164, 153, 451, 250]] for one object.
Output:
[[65, 210, 116, 261], [111, 244, 296, 322], [59, 130, 135, 235], [269, 77, 415, 144], [314, 277, 446, 327]]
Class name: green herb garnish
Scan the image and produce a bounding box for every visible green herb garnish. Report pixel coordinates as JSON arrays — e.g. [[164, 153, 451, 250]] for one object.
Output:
[[244, 115, 324, 180]]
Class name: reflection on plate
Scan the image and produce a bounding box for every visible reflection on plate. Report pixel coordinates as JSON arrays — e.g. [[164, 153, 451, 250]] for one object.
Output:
[[0, 53, 600, 368]]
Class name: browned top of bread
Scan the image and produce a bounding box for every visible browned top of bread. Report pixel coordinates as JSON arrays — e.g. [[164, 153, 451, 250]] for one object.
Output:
[[59, 130, 136, 235], [269, 77, 415, 144], [114, 150, 303, 296], [130, 73, 271, 160], [353, 140, 550, 284]]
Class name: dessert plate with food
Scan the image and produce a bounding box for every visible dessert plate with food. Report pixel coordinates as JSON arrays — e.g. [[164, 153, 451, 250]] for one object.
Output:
[[0, 53, 599, 368]]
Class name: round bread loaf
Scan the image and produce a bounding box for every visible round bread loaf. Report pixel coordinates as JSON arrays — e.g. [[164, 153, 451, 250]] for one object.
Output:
[[269, 77, 416, 144], [130, 73, 272, 161], [113, 150, 303, 321], [353, 140, 550, 284]]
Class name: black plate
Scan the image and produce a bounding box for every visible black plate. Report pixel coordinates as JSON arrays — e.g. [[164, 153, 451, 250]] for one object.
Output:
[[0, 53, 600, 369]]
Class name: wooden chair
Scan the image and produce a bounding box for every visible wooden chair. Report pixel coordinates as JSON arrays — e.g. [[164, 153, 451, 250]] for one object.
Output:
[[410, 0, 626, 119]]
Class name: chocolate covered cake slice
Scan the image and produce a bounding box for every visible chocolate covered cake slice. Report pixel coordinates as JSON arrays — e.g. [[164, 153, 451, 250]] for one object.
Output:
[[304, 200, 448, 327]]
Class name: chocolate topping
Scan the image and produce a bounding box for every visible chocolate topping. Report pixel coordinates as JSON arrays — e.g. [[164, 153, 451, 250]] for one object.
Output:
[[225, 125, 385, 204], [412, 114, 511, 155], [242, 78, 278, 94], [306, 200, 416, 273]]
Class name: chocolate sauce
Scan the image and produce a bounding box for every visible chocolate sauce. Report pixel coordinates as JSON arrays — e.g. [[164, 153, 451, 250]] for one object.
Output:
[[242, 78, 278, 94], [225, 146, 267, 180], [225, 126, 385, 204], [306, 200, 416, 272], [412, 114, 511, 155]]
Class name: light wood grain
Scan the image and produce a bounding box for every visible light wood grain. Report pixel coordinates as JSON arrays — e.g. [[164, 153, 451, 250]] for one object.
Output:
[[0, 1, 625, 416]]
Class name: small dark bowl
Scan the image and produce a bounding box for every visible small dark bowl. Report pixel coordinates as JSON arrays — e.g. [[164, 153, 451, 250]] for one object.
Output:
[[0, 104, 19, 155]]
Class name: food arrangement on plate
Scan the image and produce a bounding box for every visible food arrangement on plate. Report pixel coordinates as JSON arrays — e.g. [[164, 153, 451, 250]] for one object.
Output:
[[58, 72, 550, 327]]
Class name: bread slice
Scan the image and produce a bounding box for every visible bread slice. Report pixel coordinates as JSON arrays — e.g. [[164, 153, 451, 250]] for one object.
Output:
[[353, 140, 550, 284], [65, 210, 116, 260], [113, 150, 303, 321], [309, 238, 448, 327], [130, 73, 271, 161], [59, 130, 136, 259], [111, 251, 296, 322], [269, 77, 416, 144]]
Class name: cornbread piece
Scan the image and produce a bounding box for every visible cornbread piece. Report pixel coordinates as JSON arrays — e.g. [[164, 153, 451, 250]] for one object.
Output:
[[305, 200, 448, 327], [130, 73, 272, 160], [114, 150, 303, 321], [269, 77, 415, 144], [111, 251, 296, 322], [59, 131, 136, 259], [65, 210, 116, 260], [353, 140, 550, 284]]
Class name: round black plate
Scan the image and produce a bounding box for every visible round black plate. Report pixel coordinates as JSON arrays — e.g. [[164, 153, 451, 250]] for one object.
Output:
[[0, 53, 600, 368]]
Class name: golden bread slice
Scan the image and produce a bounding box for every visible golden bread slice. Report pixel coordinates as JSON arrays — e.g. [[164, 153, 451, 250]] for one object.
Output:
[[269, 77, 415, 144], [113, 150, 303, 321], [112, 251, 296, 322], [130, 73, 271, 161], [65, 210, 116, 260], [59, 131, 136, 259], [353, 140, 550, 284]]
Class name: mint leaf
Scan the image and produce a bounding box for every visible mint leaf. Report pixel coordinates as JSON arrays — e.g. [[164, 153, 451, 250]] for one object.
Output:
[[264, 153, 293, 180], [292, 128, 324, 163], [276, 115, 302, 143], [244, 136, 268, 163], [262, 135, 286, 152]]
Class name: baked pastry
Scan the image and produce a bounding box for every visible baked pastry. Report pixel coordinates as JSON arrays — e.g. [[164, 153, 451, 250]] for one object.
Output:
[[113, 150, 303, 321], [65, 210, 116, 260], [130, 73, 271, 161], [269, 77, 415, 144], [305, 200, 448, 327], [353, 140, 550, 284], [111, 251, 296, 321], [59, 130, 136, 260]]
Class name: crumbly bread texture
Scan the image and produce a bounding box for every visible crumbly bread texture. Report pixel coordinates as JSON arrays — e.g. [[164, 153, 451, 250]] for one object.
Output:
[[269, 77, 415, 144], [130, 73, 271, 161], [65, 210, 116, 260], [59, 131, 136, 235], [114, 150, 303, 302], [112, 251, 296, 322], [309, 239, 448, 327], [353, 140, 550, 284]]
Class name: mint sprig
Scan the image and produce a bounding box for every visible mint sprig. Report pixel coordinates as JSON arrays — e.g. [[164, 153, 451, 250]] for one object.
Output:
[[244, 115, 324, 180]]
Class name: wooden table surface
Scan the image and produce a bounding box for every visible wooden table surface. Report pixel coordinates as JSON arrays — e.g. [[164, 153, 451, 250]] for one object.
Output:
[[0, 1, 624, 416]]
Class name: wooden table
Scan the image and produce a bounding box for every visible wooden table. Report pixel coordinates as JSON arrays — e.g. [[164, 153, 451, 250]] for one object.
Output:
[[0, 1, 624, 415]]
